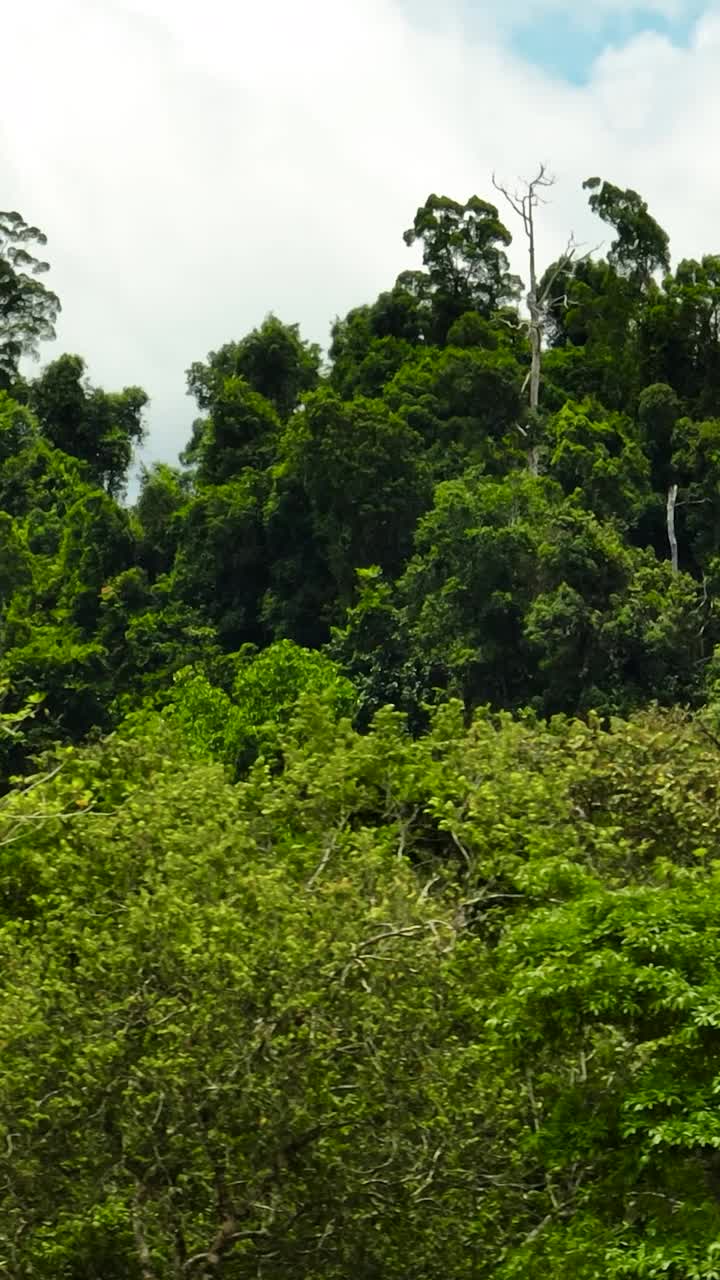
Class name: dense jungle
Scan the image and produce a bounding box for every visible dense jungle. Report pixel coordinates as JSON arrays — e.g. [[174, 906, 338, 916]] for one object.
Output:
[[4, 176, 720, 1277]]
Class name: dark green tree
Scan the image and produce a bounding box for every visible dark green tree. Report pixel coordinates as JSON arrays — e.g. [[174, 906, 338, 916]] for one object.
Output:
[[187, 315, 320, 420], [335, 472, 710, 720], [0, 210, 60, 389], [133, 463, 190, 581], [584, 176, 670, 287], [31, 354, 147, 496], [186, 377, 280, 486], [329, 281, 424, 400], [636, 256, 720, 415], [546, 398, 652, 525], [403, 194, 521, 342], [171, 473, 268, 648], [383, 342, 525, 478], [58, 489, 136, 631], [264, 388, 429, 639]]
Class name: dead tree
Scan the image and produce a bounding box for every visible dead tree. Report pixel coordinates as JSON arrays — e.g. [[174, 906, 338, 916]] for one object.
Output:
[[666, 483, 679, 574], [493, 165, 587, 475]]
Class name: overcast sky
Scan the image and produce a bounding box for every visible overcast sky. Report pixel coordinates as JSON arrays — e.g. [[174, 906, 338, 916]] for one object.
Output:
[[2, 0, 718, 469]]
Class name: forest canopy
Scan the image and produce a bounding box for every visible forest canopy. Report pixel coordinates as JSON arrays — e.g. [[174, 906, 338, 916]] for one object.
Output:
[[4, 172, 720, 1277]]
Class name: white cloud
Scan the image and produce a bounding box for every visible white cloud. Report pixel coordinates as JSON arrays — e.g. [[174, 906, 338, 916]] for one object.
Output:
[[1, 1, 719, 469]]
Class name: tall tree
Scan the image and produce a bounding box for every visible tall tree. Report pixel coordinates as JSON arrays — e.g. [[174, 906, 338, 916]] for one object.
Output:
[[184, 378, 280, 486], [636, 255, 720, 415], [133, 463, 190, 581], [187, 315, 321, 421], [493, 165, 584, 473], [403, 194, 521, 343], [265, 387, 429, 634], [171, 472, 268, 648], [383, 343, 525, 478], [31, 354, 147, 497], [0, 211, 60, 389], [583, 176, 670, 288]]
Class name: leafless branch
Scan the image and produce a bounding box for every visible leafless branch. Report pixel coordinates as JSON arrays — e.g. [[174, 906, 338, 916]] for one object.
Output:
[[412, 1146, 444, 1199], [305, 832, 340, 889], [416, 873, 442, 904], [449, 828, 472, 869], [396, 806, 420, 859], [339, 923, 441, 984]]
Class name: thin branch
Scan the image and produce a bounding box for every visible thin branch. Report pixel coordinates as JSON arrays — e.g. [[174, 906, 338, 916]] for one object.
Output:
[[416, 874, 441, 904], [15, 759, 66, 797], [184, 1131, 330, 1274], [411, 1146, 444, 1199], [305, 833, 340, 889], [395, 806, 419, 859], [525, 1070, 560, 1211], [339, 923, 438, 984], [355, 924, 428, 951], [449, 828, 472, 869]]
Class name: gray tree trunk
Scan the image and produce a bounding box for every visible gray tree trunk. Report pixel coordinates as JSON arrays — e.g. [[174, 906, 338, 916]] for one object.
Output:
[[666, 483, 679, 574]]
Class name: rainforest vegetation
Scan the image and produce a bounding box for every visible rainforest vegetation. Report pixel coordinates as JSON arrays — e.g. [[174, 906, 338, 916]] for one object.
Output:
[[4, 175, 720, 1276]]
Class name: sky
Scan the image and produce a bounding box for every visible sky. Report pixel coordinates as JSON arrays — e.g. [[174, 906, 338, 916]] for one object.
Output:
[[1, 0, 719, 473]]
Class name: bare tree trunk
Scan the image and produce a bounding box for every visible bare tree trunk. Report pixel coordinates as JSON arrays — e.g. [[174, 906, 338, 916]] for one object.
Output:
[[525, 184, 541, 476], [493, 165, 589, 478], [493, 166, 555, 475], [527, 296, 542, 476], [132, 1188, 158, 1280], [667, 483, 679, 573]]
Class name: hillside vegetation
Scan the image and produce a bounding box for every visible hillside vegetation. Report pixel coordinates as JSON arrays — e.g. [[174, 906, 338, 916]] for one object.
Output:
[[3, 177, 720, 1276]]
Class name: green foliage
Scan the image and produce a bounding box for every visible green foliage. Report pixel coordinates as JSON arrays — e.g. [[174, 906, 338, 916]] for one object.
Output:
[[161, 665, 242, 762], [329, 279, 427, 399], [0, 624, 109, 742], [188, 378, 280, 486], [109, 598, 222, 709], [329, 565, 429, 728], [9, 178, 720, 1280], [670, 416, 720, 566], [58, 489, 136, 630], [133, 464, 190, 580], [335, 472, 712, 720], [163, 640, 357, 771], [0, 678, 46, 786], [6, 701, 720, 1275], [0, 390, 37, 460], [4, 181, 720, 748], [0, 511, 32, 608], [31, 353, 147, 496], [230, 639, 356, 760], [0, 404, 86, 526], [647, 256, 720, 416], [171, 472, 267, 646], [403, 193, 521, 341], [384, 343, 525, 476], [546, 398, 651, 524], [637, 381, 682, 490], [584, 176, 671, 286], [0, 711, 482, 1279], [187, 314, 321, 420], [264, 387, 429, 636]]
